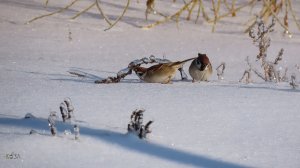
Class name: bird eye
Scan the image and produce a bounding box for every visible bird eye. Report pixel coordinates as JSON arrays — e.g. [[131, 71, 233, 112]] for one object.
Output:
[[196, 59, 201, 65], [136, 72, 144, 78]]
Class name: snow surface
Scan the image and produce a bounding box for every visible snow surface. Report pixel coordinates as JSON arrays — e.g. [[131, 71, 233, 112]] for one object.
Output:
[[1, 0, 300, 168]]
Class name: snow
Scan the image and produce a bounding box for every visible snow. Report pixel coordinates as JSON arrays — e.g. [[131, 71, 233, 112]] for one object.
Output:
[[1, 0, 300, 168]]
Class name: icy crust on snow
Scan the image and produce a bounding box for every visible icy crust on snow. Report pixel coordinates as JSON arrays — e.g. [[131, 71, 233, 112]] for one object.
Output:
[[1, 0, 300, 168]]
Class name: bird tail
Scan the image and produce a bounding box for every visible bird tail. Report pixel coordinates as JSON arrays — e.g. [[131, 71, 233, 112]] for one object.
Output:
[[170, 57, 197, 67]]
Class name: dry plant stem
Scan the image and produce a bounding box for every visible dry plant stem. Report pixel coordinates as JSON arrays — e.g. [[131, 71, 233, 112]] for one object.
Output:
[[195, 0, 210, 23], [145, 0, 155, 20], [96, 0, 112, 26], [195, 0, 201, 23], [262, 0, 290, 34], [211, 0, 221, 32], [249, 0, 258, 14], [209, 0, 256, 24], [145, 0, 168, 20], [143, 0, 193, 29], [222, 0, 236, 16], [223, 0, 231, 11], [187, 0, 198, 21], [287, 0, 300, 30], [284, 0, 288, 28], [104, 0, 130, 31], [71, 2, 96, 20], [245, 6, 270, 33], [231, 0, 237, 16], [27, 0, 80, 24], [45, 0, 49, 7]]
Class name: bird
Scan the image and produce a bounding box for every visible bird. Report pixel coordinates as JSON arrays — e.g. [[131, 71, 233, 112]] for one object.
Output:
[[133, 57, 196, 84], [189, 53, 213, 82]]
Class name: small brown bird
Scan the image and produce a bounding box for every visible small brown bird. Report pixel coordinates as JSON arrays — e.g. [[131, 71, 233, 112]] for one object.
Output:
[[134, 57, 196, 84], [189, 53, 213, 82]]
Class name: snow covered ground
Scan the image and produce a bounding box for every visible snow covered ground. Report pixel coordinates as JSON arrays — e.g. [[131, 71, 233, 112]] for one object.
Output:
[[1, 0, 300, 167]]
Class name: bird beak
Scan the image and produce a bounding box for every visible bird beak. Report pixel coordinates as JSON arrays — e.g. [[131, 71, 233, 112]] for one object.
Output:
[[200, 64, 208, 71]]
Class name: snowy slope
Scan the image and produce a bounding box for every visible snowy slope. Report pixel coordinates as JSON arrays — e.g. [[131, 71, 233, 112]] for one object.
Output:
[[1, 0, 300, 168]]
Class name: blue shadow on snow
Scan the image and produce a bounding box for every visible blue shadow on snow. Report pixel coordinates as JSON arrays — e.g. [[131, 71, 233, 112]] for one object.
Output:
[[0, 115, 251, 168]]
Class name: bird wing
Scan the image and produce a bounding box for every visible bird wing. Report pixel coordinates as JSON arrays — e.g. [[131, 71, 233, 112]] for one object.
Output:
[[147, 64, 165, 72]]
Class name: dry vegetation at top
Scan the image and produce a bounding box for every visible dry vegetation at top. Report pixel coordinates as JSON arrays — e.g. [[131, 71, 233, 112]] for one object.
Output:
[[28, 0, 300, 34]]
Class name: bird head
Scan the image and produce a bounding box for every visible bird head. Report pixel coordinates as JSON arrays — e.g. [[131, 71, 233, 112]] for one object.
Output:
[[133, 66, 147, 79], [196, 53, 210, 71]]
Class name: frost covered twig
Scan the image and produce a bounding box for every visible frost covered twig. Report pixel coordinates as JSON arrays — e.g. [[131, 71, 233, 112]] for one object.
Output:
[[274, 48, 284, 65], [74, 125, 80, 140], [249, 17, 275, 62], [239, 70, 252, 84], [48, 111, 58, 136], [240, 56, 253, 83], [59, 97, 75, 122], [216, 62, 225, 80], [248, 16, 286, 82], [290, 74, 298, 89], [128, 109, 153, 139]]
